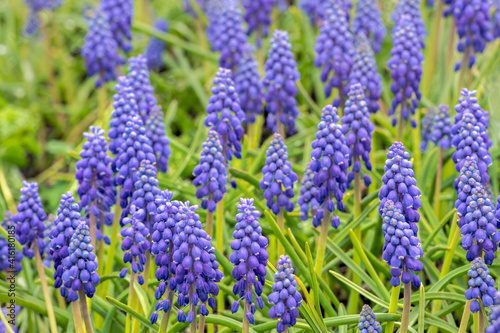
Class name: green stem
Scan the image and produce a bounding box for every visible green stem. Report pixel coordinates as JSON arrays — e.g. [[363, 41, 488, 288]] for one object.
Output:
[[71, 300, 85, 333], [347, 172, 362, 314], [277, 209, 285, 256], [206, 210, 214, 238], [397, 117, 405, 142], [34, 242, 58, 333], [314, 205, 330, 275], [0, 163, 16, 213], [0, 307, 15, 333], [158, 289, 174, 333], [433, 148, 444, 217], [216, 198, 225, 313], [78, 288, 95, 333], [198, 307, 206, 333], [126, 271, 136, 333], [40, 18, 60, 105], [385, 285, 401, 333], [98, 85, 107, 127], [478, 308, 485, 333], [400, 283, 412, 333], [242, 284, 251, 333], [458, 300, 472, 333], [190, 284, 197, 333]]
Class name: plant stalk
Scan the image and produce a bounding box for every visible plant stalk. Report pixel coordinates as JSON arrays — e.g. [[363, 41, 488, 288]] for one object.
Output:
[[277, 209, 285, 256], [89, 210, 97, 249], [98, 85, 107, 126], [348, 172, 362, 314], [400, 283, 412, 333], [385, 285, 401, 333], [40, 18, 60, 105], [433, 148, 444, 217], [34, 242, 58, 333], [198, 309, 206, 333], [71, 300, 85, 333], [478, 309, 485, 333], [206, 210, 214, 237], [78, 288, 94, 333], [397, 116, 405, 142], [314, 204, 330, 275], [242, 285, 251, 333], [159, 289, 174, 333], [458, 300, 472, 333], [216, 198, 225, 313], [190, 284, 197, 333], [126, 271, 136, 333]]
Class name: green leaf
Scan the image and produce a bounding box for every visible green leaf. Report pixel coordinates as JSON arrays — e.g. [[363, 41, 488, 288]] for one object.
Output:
[[0, 293, 69, 326], [419, 285, 425, 333], [305, 243, 321, 315], [428, 265, 469, 293], [228, 167, 261, 188], [337, 304, 348, 333], [106, 296, 159, 331]]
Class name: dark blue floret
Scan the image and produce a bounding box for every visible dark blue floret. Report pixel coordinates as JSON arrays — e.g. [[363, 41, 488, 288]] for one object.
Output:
[[268, 255, 302, 333], [392, 0, 426, 47], [297, 164, 320, 221], [309, 105, 349, 229], [13, 181, 46, 260], [146, 19, 168, 71], [352, 0, 386, 53], [230, 198, 268, 325], [100, 0, 133, 53], [420, 108, 435, 152], [127, 55, 157, 122], [145, 106, 171, 174], [299, 0, 321, 24], [487, 304, 500, 333], [0, 212, 23, 273], [381, 200, 423, 287], [260, 134, 298, 215], [43, 214, 55, 268], [193, 130, 227, 213], [242, 0, 274, 46], [358, 304, 382, 333], [454, 156, 482, 217], [263, 30, 300, 135], [129, 159, 161, 230], [23, 0, 61, 35], [465, 258, 498, 313], [431, 104, 452, 149]]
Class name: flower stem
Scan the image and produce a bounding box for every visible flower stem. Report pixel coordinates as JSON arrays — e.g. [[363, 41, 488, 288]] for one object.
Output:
[[458, 300, 472, 333], [397, 117, 405, 142], [400, 283, 412, 333], [385, 285, 401, 333], [242, 285, 251, 333], [216, 198, 225, 313], [478, 308, 485, 333], [433, 148, 444, 217], [206, 210, 214, 237], [126, 271, 136, 333], [277, 209, 285, 256], [71, 300, 85, 333], [190, 284, 198, 333], [348, 172, 362, 314], [98, 85, 107, 126], [33, 242, 58, 333], [198, 308, 206, 333], [314, 205, 330, 275], [89, 210, 97, 249], [78, 288, 94, 333], [159, 289, 174, 333], [40, 18, 60, 106]]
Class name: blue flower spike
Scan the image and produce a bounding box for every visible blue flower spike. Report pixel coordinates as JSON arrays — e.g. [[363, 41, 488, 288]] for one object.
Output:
[[145, 106, 171, 174], [431, 104, 452, 150], [420, 108, 435, 152], [146, 19, 169, 71], [297, 164, 320, 221], [1, 212, 23, 273], [100, 0, 133, 53], [358, 304, 382, 333], [465, 258, 498, 313], [127, 55, 157, 122], [352, 0, 386, 53]]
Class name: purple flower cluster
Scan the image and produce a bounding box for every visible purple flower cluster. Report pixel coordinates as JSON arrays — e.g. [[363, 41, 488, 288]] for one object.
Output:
[[392, 0, 426, 46], [81, 8, 121, 87], [119, 206, 151, 285], [487, 305, 500, 333], [314, 6, 355, 106], [320, 0, 352, 21], [210, 0, 248, 71], [381, 200, 423, 287], [466, 258, 498, 312], [127, 55, 157, 122], [341, 83, 374, 188], [108, 76, 140, 155], [0, 212, 22, 272], [455, 156, 482, 216], [420, 108, 435, 152], [13, 181, 46, 260], [61, 223, 100, 301], [100, 0, 133, 53], [358, 304, 382, 333], [299, 0, 321, 24], [431, 105, 452, 149], [268, 255, 302, 333], [23, 0, 61, 35], [449, 0, 493, 70], [297, 164, 320, 221], [379, 142, 422, 234], [145, 106, 171, 174], [263, 30, 300, 135], [193, 130, 227, 213], [230, 199, 268, 324], [130, 159, 161, 229], [242, 0, 273, 46], [76, 126, 115, 235], [146, 19, 168, 71], [205, 68, 245, 162], [387, 15, 423, 128], [235, 44, 264, 124], [49, 192, 82, 290], [43, 214, 55, 267], [260, 134, 297, 215], [494, 3, 500, 39], [309, 105, 349, 229], [352, 0, 386, 53], [453, 89, 491, 147], [349, 33, 383, 113]]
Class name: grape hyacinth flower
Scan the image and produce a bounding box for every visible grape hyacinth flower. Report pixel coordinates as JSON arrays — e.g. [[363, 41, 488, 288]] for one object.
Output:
[[119, 206, 151, 285], [205, 68, 245, 163], [268, 255, 302, 333], [260, 133, 298, 215], [320, 0, 353, 21], [451, 112, 492, 186], [13, 181, 46, 259], [23, 0, 61, 35], [235, 44, 264, 124], [193, 130, 227, 213], [459, 185, 499, 264], [431, 105, 452, 149], [352, 0, 386, 53], [100, 0, 133, 53], [210, 0, 248, 71], [387, 15, 423, 129], [127, 55, 157, 122], [81, 8, 122, 87], [297, 164, 320, 221], [449, 0, 493, 70], [146, 19, 168, 71], [493, 2, 500, 39], [299, 0, 321, 24], [487, 305, 500, 333], [76, 126, 115, 244], [114, 116, 156, 213], [341, 83, 374, 188], [314, 6, 355, 108], [263, 30, 300, 136], [206, 0, 224, 49], [43, 214, 55, 268], [130, 159, 161, 230], [168, 202, 223, 323], [379, 142, 422, 234], [358, 304, 382, 333], [381, 200, 423, 287], [61, 223, 100, 302], [49, 192, 82, 290], [0, 212, 22, 273], [242, 0, 273, 47], [349, 33, 383, 113], [465, 258, 498, 313], [230, 199, 269, 325], [420, 108, 435, 152], [454, 157, 482, 215], [108, 76, 140, 155], [145, 106, 171, 174], [392, 0, 426, 46], [309, 105, 349, 229]]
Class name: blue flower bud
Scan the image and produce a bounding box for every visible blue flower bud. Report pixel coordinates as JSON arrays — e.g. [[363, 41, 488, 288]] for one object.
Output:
[[358, 304, 382, 332]]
